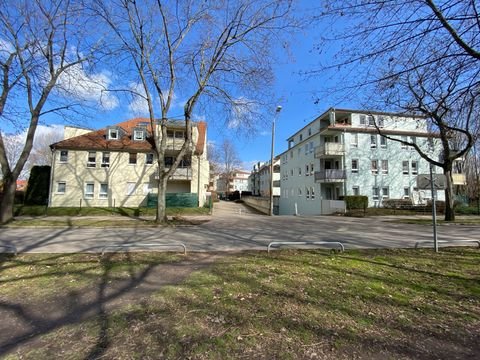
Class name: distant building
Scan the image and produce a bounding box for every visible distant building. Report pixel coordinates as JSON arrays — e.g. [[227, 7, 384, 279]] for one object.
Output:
[[248, 157, 280, 197], [216, 170, 250, 196]]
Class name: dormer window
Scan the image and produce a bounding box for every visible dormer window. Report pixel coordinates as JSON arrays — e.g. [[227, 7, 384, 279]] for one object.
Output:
[[108, 128, 119, 140], [133, 129, 145, 141]]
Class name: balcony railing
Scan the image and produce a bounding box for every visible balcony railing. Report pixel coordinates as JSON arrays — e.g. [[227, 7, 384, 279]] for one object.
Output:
[[155, 167, 192, 180], [314, 169, 346, 182], [452, 173, 466, 185], [315, 143, 345, 158]]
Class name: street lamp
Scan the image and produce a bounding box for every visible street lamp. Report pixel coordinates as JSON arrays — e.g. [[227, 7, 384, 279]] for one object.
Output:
[[270, 105, 282, 216]]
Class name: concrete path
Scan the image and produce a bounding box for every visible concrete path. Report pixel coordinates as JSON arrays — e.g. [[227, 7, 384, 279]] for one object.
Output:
[[0, 201, 479, 253]]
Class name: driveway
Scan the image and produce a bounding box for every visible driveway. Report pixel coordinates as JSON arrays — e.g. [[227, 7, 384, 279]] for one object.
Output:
[[0, 201, 479, 253]]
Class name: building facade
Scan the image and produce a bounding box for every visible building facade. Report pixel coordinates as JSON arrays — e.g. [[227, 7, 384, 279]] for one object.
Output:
[[216, 170, 250, 196], [278, 108, 463, 215], [248, 158, 280, 197], [49, 118, 209, 208]]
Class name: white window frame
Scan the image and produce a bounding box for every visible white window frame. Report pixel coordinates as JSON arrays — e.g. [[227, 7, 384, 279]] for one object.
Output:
[[402, 161, 409, 174], [133, 129, 145, 141], [99, 183, 108, 199], [59, 150, 68, 163], [351, 159, 359, 173], [56, 181, 66, 194], [403, 187, 410, 199], [372, 186, 379, 200], [298, 187, 302, 197], [359, 114, 366, 125], [352, 186, 360, 196], [380, 136, 387, 148], [126, 182, 136, 196], [108, 128, 118, 140], [101, 152, 110, 167], [306, 187, 310, 200], [368, 115, 375, 127], [311, 186, 315, 200], [371, 159, 378, 174], [350, 133, 358, 148], [381, 160, 388, 174], [370, 135, 377, 148], [305, 164, 309, 176], [146, 153, 154, 165], [411, 160, 418, 175], [298, 167, 302, 176], [401, 136, 408, 149], [310, 163, 314, 176], [87, 152, 96, 168], [382, 187, 389, 199], [85, 182, 94, 199]]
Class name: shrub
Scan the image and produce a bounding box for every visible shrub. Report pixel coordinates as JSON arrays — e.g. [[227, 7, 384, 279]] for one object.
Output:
[[344, 195, 368, 210], [24, 166, 51, 205], [382, 198, 413, 209]]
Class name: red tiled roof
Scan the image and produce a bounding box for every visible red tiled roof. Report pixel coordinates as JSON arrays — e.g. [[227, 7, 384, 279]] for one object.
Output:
[[51, 118, 207, 153]]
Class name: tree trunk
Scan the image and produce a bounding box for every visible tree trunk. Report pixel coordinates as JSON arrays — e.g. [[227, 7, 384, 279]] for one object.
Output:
[[0, 176, 17, 224], [444, 168, 455, 221], [155, 177, 168, 223]]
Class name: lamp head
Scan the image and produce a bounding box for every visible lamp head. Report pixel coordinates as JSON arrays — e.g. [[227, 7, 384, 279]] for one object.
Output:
[[276, 105, 282, 113]]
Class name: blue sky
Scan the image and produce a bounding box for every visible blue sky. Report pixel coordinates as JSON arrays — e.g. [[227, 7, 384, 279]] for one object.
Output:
[[2, 1, 361, 171]]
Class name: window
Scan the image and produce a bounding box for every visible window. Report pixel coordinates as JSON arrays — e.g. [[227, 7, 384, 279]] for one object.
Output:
[[351, 133, 358, 148], [401, 135, 408, 149], [87, 151, 96, 167], [126, 182, 136, 196], [299, 134, 303, 141], [382, 187, 389, 199], [378, 116, 385, 127], [174, 130, 184, 139], [298, 148, 301, 156], [305, 144, 308, 155], [403, 187, 410, 199], [402, 161, 409, 174], [352, 186, 360, 196], [290, 169, 294, 176], [129, 153, 137, 164], [290, 151, 293, 159], [381, 160, 388, 174], [298, 188, 302, 197], [108, 128, 118, 140], [309, 141, 314, 153], [311, 186, 315, 199], [133, 129, 145, 141], [85, 182, 94, 199], [101, 152, 110, 167], [371, 160, 378, 174], [59, 150, 68, 163], [368, 115, 375, 127], [411, 160, 418, 175], [57, 182, 66, 194], [146, 153, 154, 165], [306, 187, 310, 200], [310, 163, 314, 176], [308, 128, 312, 136], [305, 164, 310, 176], [165, 156, 173, 167], [370, 135, 377, 148], [380, 136, 387, 148], [167, 130, 174, 138], [351, 159, 359, 173], [298, 167, 302, 176], [99, 183, 108, 199], [372, 187, 379, 200], [359, 114, 366, 125]]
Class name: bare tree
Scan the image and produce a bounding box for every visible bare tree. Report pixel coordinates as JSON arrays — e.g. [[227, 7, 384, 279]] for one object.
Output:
[[312, 0, 480, 221], [0, 0, 101, 223], [93, 0, 293, 223], [218, 139, 241, 194]]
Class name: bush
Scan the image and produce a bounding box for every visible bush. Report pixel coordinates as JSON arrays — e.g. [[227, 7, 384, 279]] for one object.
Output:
[[344, 195, 368, 210], [24, 166, 51, 205], [456, 205, 480, 215], [382, 198, 413, 209]]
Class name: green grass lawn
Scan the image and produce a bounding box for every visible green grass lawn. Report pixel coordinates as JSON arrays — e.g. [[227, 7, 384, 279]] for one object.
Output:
[[1, 248, 479, 359], [389, 218, 480, 225]]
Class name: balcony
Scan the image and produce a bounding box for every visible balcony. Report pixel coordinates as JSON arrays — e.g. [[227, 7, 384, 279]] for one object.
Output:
[[452, 173, 466, 185], [315, 143, 345, 158], [314, 169, 346, 182], [155, 167, 192, 180]]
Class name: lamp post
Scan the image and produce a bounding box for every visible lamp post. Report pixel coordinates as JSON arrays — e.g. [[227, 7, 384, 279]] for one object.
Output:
[[270, 105, 282, 216]]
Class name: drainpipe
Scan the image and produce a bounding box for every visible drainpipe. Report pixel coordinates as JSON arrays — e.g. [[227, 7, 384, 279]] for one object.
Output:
[[47, 148, 56, 207], [197, 155, 201, 207]]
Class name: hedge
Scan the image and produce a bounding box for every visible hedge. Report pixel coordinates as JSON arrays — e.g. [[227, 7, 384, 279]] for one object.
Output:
[[344, 195, 368, 210], [24, 165, 50, 205]]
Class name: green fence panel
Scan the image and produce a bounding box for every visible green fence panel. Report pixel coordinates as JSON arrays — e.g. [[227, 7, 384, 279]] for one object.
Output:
[[147, 193, 198, 208]]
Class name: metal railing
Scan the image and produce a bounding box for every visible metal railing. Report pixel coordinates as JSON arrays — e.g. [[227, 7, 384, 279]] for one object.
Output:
[[267, 241, 345, 253], [101, 242, 187, 255], [314, 169, 346, 182], [0, 244, 17, 255], [414, 240, 480, 249]]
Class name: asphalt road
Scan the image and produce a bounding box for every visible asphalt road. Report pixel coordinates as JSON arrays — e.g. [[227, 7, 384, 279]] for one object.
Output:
[[1, 201, 479, 253]]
